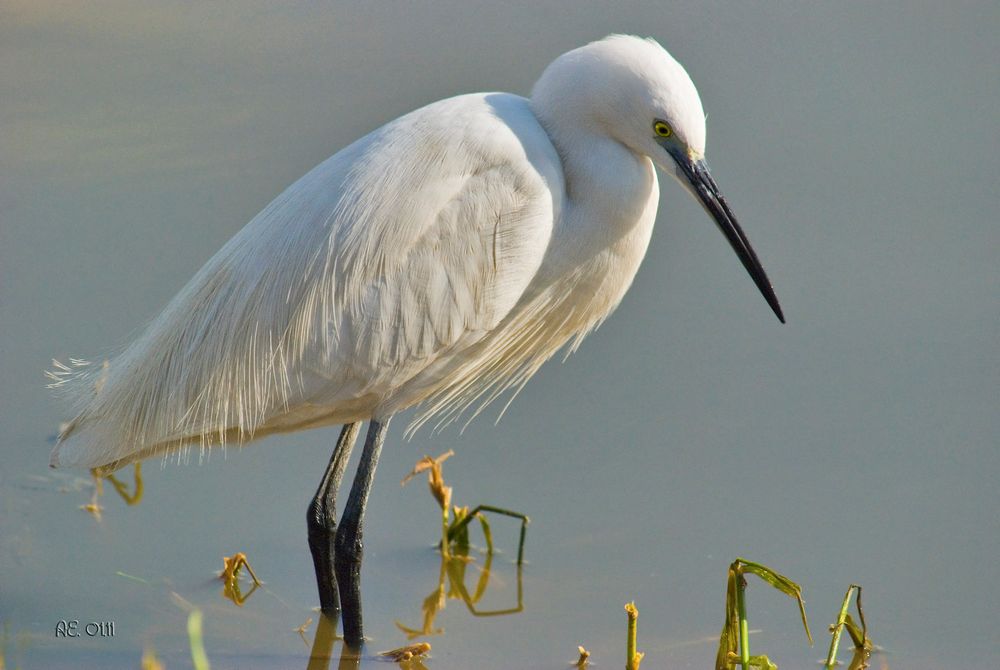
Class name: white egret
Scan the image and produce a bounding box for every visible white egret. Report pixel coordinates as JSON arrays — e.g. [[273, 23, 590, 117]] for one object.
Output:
[[48, 35, 783, 645]]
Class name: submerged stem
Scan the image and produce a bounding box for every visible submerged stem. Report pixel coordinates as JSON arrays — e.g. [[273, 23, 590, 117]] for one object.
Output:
[[187, 610, 210, 670], [735, 574, 750, 668], [825, 585, 855, 668], [625, 602, 643, 670]]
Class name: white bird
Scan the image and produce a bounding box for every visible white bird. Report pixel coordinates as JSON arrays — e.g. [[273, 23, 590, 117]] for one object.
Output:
[[48, 35, 783, 645]]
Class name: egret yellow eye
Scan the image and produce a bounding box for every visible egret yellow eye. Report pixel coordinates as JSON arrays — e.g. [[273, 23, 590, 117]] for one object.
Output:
[[653, 121, 673, 138]]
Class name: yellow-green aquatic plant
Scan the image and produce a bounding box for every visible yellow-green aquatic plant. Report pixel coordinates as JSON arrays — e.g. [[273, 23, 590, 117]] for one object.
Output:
[[218, 552, 262, 606], [824, 584, 871, 669], [104, 462, 143, 505], [625, 602, 644, 670], [715, 558, 812, 670], [379, 642, 432, 662], [401, 450, 529, 562], [187, 609, 211, 670], [141, 646, 165, 670]]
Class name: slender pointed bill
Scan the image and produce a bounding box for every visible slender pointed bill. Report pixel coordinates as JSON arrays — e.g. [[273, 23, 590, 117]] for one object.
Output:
[[676, 156, 785, 323]]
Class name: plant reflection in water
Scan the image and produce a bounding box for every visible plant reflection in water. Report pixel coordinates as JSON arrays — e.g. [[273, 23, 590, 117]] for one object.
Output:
[[396, 528, 526, 639], [306, 539, 523, 669], [305, 450, 528, 669], [307, 614, 430, 670]]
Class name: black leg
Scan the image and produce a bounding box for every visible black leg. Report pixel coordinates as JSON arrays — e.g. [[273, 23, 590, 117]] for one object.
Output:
[[335, 417, 390, 647], [307, 422, 361, 614]]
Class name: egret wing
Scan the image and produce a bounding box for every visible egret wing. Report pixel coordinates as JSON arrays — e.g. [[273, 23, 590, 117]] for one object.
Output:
[[49, 93, 562, 468]]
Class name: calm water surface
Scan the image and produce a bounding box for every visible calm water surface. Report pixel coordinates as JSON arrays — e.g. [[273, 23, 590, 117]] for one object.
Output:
[[2, 3, 997, 668]]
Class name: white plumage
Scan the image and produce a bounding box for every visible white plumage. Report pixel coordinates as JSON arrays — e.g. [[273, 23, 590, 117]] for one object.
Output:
[[48, 35, 781, 472]]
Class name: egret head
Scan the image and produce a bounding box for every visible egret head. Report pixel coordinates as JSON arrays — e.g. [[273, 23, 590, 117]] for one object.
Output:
[[531, 35, 706, 163], [531, 35, 784, 323]]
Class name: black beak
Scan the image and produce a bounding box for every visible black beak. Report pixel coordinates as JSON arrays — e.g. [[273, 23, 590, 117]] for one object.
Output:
[[675, 156, 785, 323]]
